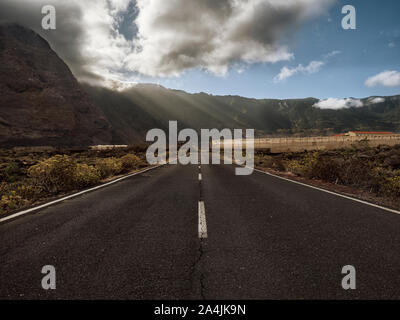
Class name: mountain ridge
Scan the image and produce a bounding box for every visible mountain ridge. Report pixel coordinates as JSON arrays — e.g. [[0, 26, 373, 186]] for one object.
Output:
[[0, 23, 113, 147], [0, 24, 399, 147], [83, 83, 400, 144]]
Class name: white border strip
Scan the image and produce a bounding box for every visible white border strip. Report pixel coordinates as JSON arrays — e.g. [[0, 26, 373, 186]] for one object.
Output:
[[251, 166, 400, 215], [0, 164, 164, 223]]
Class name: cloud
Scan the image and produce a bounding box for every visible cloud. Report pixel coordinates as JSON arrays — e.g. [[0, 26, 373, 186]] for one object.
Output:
[[104, 79, 139, 92], [324, 50, 341, 58], [0, 1, 87, 77], [127, 0, 335, 77], [274, 60, 324, 82], [274, 49, 340, 83], [365, 70, 400, 87], [367, 97, 385, 104], [0, 0, 134, 83], [0, 0, 334, 82], [313, 98, 363, 110], [314, 96, 385, 110]]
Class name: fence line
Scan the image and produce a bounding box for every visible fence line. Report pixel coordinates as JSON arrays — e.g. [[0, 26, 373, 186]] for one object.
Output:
[[216, 135, 400, 152]]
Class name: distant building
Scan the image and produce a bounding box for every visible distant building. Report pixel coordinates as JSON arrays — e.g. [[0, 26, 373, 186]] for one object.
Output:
[[334, 131, 394, 137], [347, 131, 394, 137]]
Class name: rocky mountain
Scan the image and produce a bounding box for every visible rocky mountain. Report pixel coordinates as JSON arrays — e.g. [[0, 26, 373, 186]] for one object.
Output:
[[83, 83, 400, 143], [0, 24, 113, 147], [1, 24, 399, 147]]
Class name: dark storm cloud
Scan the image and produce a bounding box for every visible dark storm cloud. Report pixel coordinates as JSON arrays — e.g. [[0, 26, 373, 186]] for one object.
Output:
[[0, 0, 335, 82], [128, 0, 335, 76], [0, 0, 94, 79]]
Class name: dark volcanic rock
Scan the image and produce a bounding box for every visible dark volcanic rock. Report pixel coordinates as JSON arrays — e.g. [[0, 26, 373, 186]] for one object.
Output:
[[0, 24, 113, 147]]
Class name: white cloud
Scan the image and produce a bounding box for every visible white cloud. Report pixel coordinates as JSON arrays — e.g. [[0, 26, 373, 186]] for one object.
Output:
[[313, 98, 363, 110], [314, 96, 386, 110], [324, 50, 341, 58], [274, 60, 324, 82], [127, 0, 334, 77], [274, 49, 340, 83], [105, 79, 139, 92], [0, 0, 335, 81], [389, 42, 395, 48], [368, 97, 385, 104], [365, 71, 400, 87], [0, 0, 134, 84]]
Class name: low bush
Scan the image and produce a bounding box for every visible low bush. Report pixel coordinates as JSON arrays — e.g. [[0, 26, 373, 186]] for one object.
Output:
[[1, 162, 22, 183], [0, 191, 28, 213], [0, 148, 150, 215], [285, 159, 303, 175], [73, 164, 101, 188], [255, 155, 285, 171], [280, 150, 400, 198], [0, 181, 7, 195], [338, 158, 372, 187], [119, 154, 143, 172], [28, 155, 76, 193], [28, 155, 102, 193], [95, 157, 123, 178], [285, 152, 320, 178], [14, 184, 41, 201], [380, 175, 400, 197]]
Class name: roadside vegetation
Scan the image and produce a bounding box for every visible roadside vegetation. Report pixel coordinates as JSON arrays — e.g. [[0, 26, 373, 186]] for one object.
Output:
[[0, 145, 148, 215], [255, 144, 400, 208]]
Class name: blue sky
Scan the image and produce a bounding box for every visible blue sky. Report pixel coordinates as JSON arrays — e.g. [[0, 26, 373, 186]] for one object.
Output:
[[137, 0, 400, 99]]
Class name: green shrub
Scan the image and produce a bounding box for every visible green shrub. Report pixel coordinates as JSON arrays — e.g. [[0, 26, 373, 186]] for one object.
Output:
[[285, 159, 304, 175], [2, 162, 21, 183], [339, 158, 371, 187], [283, 150, 400, 197], [119, 154, 143, 172], [14, 184, 41, 201], [95, 157, 123, 178], [0, 191, 28, 212], [73, 164, 101, 188], [385, 176, 400, 197], [28, 155, 76, 193], [285, 152, 320, 178], [305, 158, 343, 182], [0, 181, 7, 195], [284, 152, 377, 187], [28, 155, 103, 193]]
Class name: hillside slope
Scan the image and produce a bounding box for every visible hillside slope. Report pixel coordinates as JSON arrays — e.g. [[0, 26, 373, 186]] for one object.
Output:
[[84, 83, 400, 143], [1, 25, 399, 147], [0, 24, 113, 147]]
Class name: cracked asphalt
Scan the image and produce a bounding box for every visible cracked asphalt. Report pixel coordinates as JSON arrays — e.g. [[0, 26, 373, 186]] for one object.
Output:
[[1, 163, 400, 299]]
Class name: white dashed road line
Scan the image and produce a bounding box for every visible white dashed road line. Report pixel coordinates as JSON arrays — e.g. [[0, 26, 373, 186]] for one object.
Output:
[[198, 173, 202, 181], [198, 201, 207, 238]]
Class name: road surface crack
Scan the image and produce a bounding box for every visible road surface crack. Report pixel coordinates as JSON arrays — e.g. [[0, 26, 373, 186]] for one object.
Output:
[[192, 237, 206, 299], [193, 164, 206, 299]]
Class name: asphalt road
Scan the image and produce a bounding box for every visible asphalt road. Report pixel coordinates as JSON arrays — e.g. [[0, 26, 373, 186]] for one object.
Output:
[[1, 163, 400, 299]]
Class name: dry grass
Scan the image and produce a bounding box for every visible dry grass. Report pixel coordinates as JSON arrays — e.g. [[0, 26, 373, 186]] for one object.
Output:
[[255, 144, 400, 203], [0, 146, 148, 215]]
